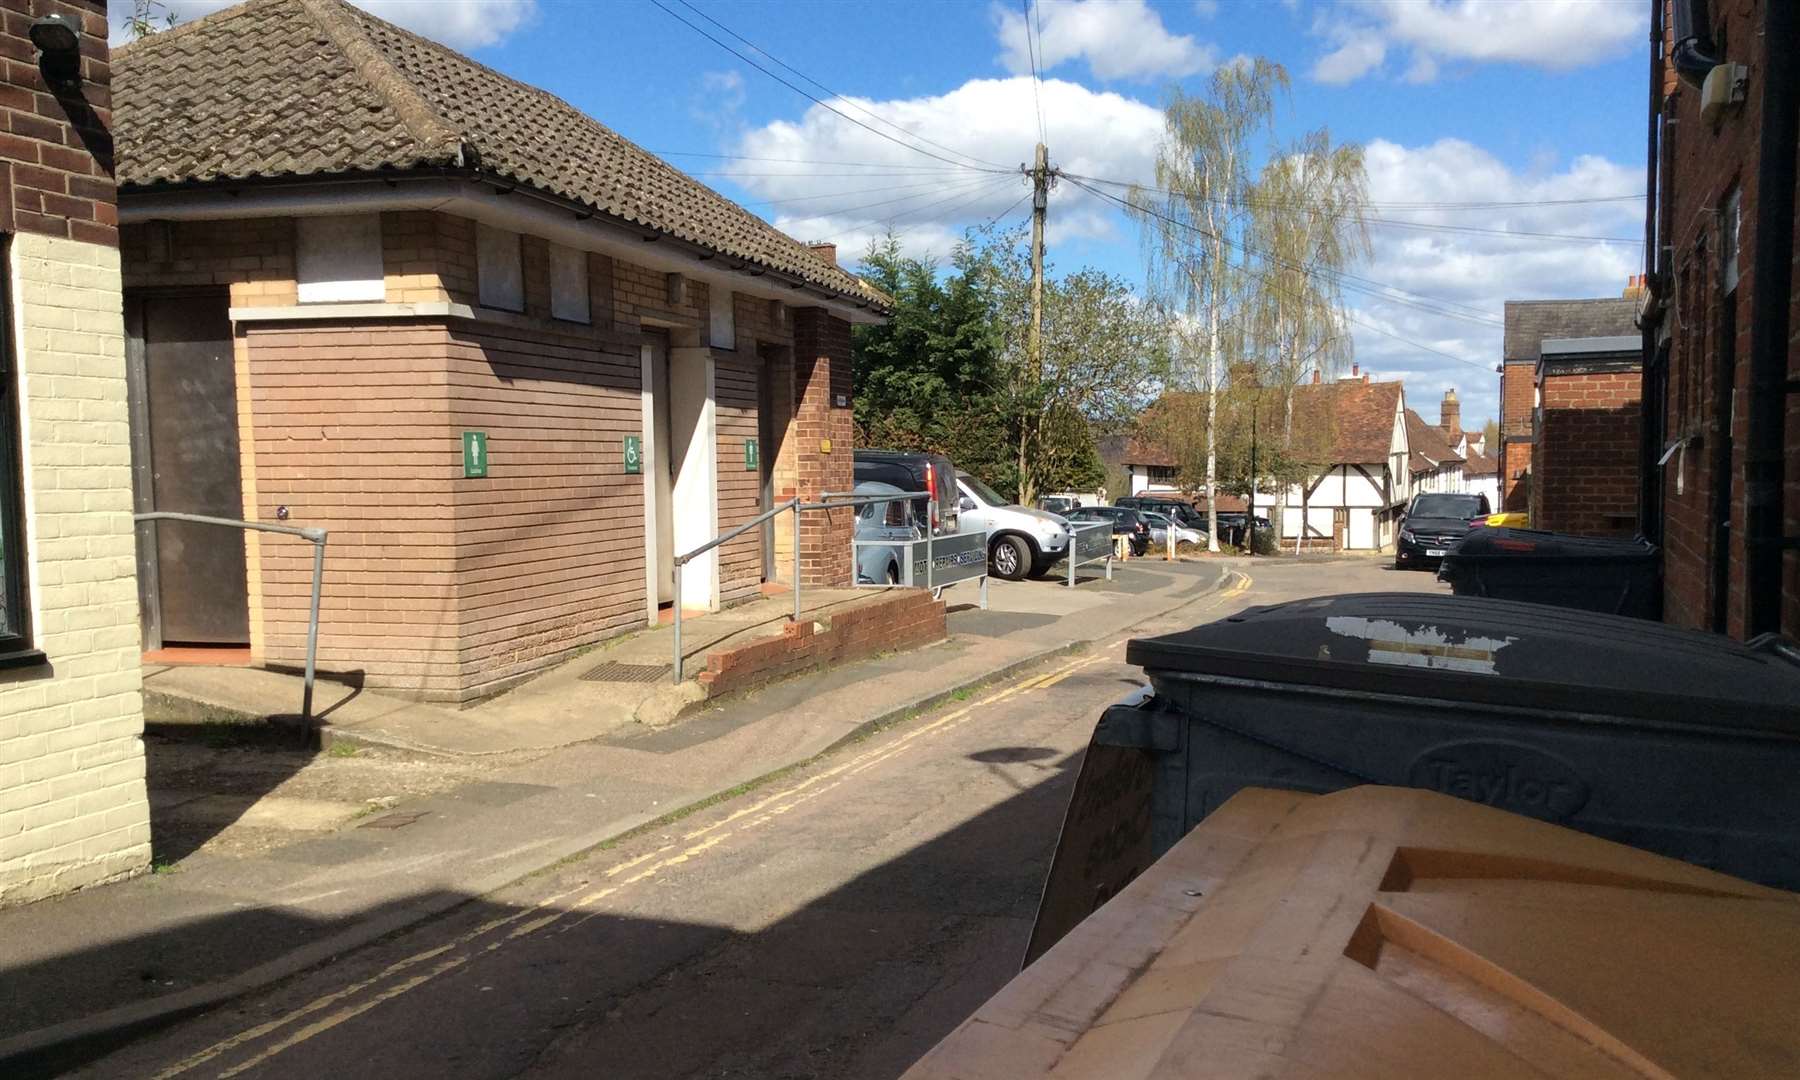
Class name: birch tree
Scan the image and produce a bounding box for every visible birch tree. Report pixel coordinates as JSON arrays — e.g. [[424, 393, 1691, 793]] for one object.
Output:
[[1248, 128, 1371, 446], [1128, 59, 1287, 551]]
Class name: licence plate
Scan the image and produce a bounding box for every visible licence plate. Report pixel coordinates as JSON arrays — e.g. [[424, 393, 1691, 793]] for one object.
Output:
[[1426, 548, 1446, 557]]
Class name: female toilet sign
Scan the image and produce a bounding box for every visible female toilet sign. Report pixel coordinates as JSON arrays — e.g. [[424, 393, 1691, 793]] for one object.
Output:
[[462, 431, 488, 478]]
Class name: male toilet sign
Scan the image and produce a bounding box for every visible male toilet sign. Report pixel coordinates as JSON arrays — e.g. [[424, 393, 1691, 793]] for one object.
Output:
[[744, 437, 759, 471], [463, 431, 488, 478], [624, 435, 642, 474]]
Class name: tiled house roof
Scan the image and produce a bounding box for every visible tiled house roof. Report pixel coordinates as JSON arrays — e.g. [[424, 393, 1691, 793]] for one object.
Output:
[[1290, 379, 1402, 463], [1404, 408, 1464, 476], [113, 0, 886, 308], [1097, 433, 1177, 469], [1501, 298, 1639, 362]]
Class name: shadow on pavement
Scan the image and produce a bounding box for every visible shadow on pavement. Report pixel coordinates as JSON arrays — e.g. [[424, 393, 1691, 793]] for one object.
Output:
[[14, 744, 1087, 1080]]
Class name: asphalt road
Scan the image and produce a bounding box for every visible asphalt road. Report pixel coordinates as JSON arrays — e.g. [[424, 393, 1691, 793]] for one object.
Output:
[[76, 557, 1443, 1080]]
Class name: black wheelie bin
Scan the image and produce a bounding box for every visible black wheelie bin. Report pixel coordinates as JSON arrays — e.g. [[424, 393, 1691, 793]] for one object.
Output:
[[1438, 527, 1660, 618], [1026, 591, 1800, 963]]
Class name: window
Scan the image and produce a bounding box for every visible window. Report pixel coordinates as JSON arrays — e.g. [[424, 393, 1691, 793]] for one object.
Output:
[[476, 224, 525, 312], [709, 285, 735, 349], [1146, 465, 1178, 485], [0, 236, 30, 657], [549, 243, 589, 323], [296, 214, 383, 303], [1721, 187, 1741, 294]]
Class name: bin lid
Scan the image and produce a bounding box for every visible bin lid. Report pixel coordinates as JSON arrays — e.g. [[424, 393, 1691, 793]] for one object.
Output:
[[902, 786, 1800, 1080], [1126, 592, 1800, 735], [1450, 526, 1656, 559]]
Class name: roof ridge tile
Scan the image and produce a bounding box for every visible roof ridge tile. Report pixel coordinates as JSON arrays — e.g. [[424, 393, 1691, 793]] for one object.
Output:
[[296, 0, 463, 164]]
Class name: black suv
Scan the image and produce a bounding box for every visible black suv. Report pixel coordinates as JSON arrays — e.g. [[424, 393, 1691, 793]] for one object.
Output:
[[1116, 495, 1205, 530], [1066, 506, 1150, 556], [853, 450, 960, 535], [1396, 492, 1492, 569]]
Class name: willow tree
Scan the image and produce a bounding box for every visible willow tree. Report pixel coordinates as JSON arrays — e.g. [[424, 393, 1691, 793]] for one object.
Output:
[[1249, 128, 1371, 447], [1129, 59, 1287, 551]]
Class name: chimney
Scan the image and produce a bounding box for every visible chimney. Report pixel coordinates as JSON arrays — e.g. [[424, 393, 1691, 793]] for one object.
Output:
[[1440, 388, 1461, 436], [808, 242, 837, 267], [1311, 369, 1321, 384], [1622, 273, 1647, 299]]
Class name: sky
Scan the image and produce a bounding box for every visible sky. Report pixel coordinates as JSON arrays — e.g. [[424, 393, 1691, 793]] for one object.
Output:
[[119, 0, 1653, 429]]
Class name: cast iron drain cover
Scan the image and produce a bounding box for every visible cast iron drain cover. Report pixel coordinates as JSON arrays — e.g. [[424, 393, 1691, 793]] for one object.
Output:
[[580, 662, 673, 684], [360, 811, 428, 830]]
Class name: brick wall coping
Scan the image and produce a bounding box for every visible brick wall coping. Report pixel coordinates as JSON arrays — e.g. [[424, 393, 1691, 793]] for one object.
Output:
[[230, 300, 654, 347], [1540, 334, 1642, 355]]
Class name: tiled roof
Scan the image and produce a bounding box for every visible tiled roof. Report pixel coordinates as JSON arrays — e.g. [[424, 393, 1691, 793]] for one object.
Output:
[[1097, 432, 1177, 469], [1462, 447, 1499, 477], [1289, 379, 1403, 463], [1403, 408, 1463, 476], [1502, 298, 1638, 362], [113, 0, 886, 308]]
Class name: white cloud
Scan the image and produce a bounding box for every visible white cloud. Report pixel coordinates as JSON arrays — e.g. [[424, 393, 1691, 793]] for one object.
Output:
[[1346, 139, 1645, 426], [727, 76, 1164, 261], [694, 70, 747, 130], [113, 0, 536, 49], [994, 0, 1217, 81], [1312, 33, 1386, 84], [1308, 0, 1642, 85]]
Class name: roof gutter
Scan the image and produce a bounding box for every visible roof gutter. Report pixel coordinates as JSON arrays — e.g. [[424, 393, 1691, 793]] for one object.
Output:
[[118, 174, 888, 325]]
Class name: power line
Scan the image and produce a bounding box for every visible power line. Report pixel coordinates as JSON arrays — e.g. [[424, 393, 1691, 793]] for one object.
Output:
[[809, 174, 1018, 247], [1070, 176, 1502, 328], [652, 151, 979, 170], [979, 187, 1034, 232], [783, 173, 1006, 221], [660, 0, 1012, 173], [740, 176, 987, 210], [1068, 176, 1499, 371], [1064, 171, 1645, 212], [1023, 0, 1046, 145]]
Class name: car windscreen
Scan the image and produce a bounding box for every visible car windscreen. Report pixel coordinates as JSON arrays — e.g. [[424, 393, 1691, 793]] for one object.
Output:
[[1410, 493, 1486, 519], [957, 473, 1008, 507]]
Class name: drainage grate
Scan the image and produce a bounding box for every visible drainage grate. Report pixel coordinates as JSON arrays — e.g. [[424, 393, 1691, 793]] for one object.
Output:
[[580, 661, 673, 684]]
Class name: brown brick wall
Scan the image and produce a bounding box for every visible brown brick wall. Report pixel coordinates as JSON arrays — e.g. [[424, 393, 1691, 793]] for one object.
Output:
[[696, 589, 945, 699], [1500, 360, 1535, 438], [122, 207, 813, 696], [244, 321, 465, 697], [1500, 439, 1531, 512], [1531, 369, 1642, 536], [792, 307, 854, 588], [445, 321, 648, 699], [0, 0, 112, 246], [1653, 0, 1800, 638]]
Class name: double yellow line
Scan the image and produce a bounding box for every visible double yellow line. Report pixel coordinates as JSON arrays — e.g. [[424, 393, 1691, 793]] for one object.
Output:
[[152, 653, 1102, 1079]]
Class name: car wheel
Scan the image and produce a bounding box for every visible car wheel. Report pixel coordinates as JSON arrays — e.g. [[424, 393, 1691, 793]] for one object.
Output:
[[990, 535, 1030, 581], [1394, 553, 1408, 570], [886, 562, 900, 586]]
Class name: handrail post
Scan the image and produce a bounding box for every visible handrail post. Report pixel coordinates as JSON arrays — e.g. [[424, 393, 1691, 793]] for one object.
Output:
[[793, 500, 803, 623], [302, 531, 326, 721], [672, 560, 684, 684], [925, 498, 935, 590]]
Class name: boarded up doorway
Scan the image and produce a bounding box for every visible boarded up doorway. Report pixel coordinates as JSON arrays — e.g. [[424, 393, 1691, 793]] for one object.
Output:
[[126, 291, 249, 647]]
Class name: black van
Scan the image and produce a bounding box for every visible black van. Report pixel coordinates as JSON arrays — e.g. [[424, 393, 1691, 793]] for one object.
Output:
[[852, 450, 960, 535]]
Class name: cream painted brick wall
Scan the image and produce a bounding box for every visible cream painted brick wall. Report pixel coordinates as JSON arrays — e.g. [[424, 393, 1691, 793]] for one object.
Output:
[[0, 232, 150, 906]]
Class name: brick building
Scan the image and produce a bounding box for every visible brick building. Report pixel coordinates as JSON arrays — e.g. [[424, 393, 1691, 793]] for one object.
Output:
[[113, 0, 886, 703], [1498, 297, 1639, 517], [1642, 0, 1799, 639], [1532, 335, 1643, 536], [1, 0, 153, 903]]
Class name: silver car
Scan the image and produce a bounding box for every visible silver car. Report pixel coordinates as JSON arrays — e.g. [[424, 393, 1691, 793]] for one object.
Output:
[[955, 472, 1071, 581], [1141, 510, 1206, 549], [853, 481, 923, 585]]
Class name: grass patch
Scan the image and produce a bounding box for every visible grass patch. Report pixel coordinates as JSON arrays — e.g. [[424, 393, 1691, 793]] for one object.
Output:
[[327, 741, 361, 758], [150, 860, 180, 876]]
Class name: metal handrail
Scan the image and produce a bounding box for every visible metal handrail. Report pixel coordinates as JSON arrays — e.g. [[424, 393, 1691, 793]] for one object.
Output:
[[669, 490, 929, 683], [135, 511, 328, 721]]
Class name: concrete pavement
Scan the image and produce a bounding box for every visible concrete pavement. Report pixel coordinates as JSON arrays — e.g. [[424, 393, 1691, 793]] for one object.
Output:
[[60, 555, 1447, 1080], [0, 555, 1241, 1075]]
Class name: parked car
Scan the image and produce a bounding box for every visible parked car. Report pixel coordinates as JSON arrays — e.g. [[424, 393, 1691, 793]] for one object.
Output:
[[1208, 510, 1271, 547], [852, 481, 922, 585], [1395, 491, 1492, 569], [853, 449, 959, 536], [1065, 505, 1150, 557], [956, 472, 1071, 580], [1140, 510, 1206, 549], [1038, 495, 1083, 515], [1116, 495, 1206, 530]]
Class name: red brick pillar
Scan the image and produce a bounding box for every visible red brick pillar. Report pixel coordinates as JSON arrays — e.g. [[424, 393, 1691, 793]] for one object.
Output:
[[791, 307, 855, 587]]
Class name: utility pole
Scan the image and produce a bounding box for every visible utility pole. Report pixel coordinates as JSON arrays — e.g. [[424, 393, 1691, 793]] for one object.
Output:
[[1027, 142, 1049, 379], [1247, 400, 1258, 556]]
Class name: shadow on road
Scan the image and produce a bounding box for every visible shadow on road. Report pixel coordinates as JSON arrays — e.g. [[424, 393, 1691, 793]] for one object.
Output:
[[7, 744, 1088, 1080]]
